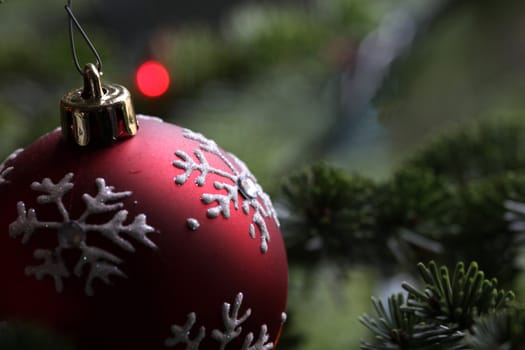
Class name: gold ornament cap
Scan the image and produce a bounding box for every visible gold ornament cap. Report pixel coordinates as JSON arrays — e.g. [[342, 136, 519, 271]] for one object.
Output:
[[60, 63, 138, 146]]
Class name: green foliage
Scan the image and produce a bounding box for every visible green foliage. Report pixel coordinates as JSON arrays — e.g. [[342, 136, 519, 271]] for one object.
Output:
[[408, 118, 525, 186], [280, 117, 525, 349], [226, 5, 333, 66], [281, 118, 525, 283], [439, 173, 525, 283], [376, 166, 454, 241], [402, 262, 514, 329], [463, 308, 525, 349], [359, 294, 423, 349], [374, 0, 525, 153], [361, 261, 518, 349], [282, 163, 379, 266], [159, 0, 376, 97]]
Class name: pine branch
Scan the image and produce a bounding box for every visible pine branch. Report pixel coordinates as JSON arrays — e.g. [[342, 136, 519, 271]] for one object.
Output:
[[360, 261, 516, 349], [280, 118, 525, 284], [280, 163, 380, 266], [376, 167, 453, 268], [359, 293, 463, 350], [402, 261, 514, 329], [359, 294, 422, 349], [407, 118, 525, 187], [462, 308, 525, 349]]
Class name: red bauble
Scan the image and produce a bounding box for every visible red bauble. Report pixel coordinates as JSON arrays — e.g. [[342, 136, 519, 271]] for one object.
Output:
[[0, 116, 288, 350]]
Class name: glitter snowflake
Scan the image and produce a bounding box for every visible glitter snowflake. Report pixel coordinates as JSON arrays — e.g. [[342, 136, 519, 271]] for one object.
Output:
[[0, 149, 23, 186], [173, 129, 279, 254], [240, 325, 274, 350], [9, 172, 157, 296], [211, 292, 252, 349], [164, 312, 206, 350], [165, 292, 274, 350]]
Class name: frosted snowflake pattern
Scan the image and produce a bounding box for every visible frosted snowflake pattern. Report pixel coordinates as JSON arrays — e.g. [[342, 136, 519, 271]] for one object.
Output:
[[9, 173, 157, 296], [164, 312, 206, 350], [0, 149, 23, 186], [165, 292, 274, 350], [173, 129, 279, 254]]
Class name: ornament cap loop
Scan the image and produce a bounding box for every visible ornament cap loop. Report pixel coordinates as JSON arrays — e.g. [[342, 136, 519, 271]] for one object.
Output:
[[82, 63, 104, 100], [60, 63, 138, 147]]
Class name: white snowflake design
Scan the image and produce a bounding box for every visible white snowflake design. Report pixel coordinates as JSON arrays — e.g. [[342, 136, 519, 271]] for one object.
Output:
[[164, 312, 206, 350], [165, 292, 274, 350], [9, 173, 157, 296], [173, 129, 279, 254], [0, 149, 23, 186]]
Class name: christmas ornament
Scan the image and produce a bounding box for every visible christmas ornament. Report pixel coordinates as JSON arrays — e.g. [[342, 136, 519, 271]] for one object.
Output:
[[0, 3, 287, 350]]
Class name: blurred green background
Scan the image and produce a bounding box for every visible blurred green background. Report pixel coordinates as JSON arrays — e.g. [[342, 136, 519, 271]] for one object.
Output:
[[2, 0, 525, 348]]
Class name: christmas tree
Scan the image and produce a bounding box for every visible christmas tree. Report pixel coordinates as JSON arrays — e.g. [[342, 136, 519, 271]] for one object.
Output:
[[2, 0, 525, 348]]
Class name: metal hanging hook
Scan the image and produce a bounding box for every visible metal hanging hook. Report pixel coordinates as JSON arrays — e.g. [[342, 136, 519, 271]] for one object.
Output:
[[65, 0, 103, 76]]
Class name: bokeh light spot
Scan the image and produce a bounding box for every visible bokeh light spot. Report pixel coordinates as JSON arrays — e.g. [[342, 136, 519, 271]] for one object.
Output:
[[136, 60, 170, 98]]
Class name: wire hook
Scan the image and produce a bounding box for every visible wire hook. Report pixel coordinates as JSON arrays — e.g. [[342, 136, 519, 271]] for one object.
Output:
[[65, 0, 103, 76]]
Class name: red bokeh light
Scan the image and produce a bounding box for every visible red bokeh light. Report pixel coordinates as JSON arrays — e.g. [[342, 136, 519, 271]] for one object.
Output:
[[135, 60, 170, 98]]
